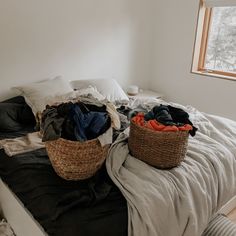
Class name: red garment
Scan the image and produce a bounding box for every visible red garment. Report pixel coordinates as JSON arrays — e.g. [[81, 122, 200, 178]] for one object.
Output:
[[132, 113, 193, 132]]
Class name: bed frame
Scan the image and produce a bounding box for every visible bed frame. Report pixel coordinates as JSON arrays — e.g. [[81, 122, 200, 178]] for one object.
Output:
[[219, 196, 236, 216], [0, 179, 47, 236], [0, 177, 235, 236]]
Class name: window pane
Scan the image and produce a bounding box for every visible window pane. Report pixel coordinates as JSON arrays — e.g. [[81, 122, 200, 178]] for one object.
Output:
[[205, 7, 236, 73]]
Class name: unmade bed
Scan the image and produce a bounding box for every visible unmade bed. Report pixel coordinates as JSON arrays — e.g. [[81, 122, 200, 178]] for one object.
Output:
[[0, 95, 236, 236], [107, 101, 236, 236]]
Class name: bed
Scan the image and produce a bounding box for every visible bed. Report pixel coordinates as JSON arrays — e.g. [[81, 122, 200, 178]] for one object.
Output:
[[107, 100, 236, 235], [0, 123, 127, 236], [0, 78, 236, 236]]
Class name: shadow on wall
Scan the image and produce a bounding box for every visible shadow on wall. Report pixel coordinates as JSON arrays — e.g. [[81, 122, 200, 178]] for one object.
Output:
[[0, 0, 153, 100]]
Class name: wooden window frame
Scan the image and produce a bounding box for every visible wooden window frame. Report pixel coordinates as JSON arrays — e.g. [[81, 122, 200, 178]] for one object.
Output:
[[198, 8, 212, 71], [192, 3, 236, 80]]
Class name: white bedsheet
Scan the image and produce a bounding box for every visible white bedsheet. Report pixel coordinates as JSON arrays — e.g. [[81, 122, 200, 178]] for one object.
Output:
[[106, 104, 236, 236]]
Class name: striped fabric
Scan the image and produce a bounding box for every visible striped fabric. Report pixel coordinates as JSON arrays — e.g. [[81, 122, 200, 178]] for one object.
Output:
[[202, 214, 236, 236]]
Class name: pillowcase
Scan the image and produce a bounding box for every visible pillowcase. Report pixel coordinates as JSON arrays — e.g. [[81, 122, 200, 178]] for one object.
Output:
[[45, 86, 105, 106], [0, 103, 23, 131], [0, 100, 35, 132], [13, 77, 73, 116], [128, 97, 161, 110], [74, 86, 105, 101], [70, 78, 129, 104], [2, 96, 26, 105]]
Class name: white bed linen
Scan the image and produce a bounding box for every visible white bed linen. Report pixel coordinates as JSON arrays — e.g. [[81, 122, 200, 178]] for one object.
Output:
[[106, 102, 236, 236]]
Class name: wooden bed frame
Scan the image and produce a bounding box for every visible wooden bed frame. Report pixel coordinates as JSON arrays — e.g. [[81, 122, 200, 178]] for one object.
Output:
[[219, 196, 236, 216], [0, 177, 235, 236]]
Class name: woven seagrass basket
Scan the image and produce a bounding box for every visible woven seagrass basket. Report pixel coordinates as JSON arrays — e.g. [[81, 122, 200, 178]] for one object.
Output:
[[128, 121, 189, 169], [45, 138, 109, 180]]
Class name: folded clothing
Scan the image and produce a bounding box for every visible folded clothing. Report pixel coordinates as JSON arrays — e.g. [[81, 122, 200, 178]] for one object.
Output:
[[0, 132, 44, 157]]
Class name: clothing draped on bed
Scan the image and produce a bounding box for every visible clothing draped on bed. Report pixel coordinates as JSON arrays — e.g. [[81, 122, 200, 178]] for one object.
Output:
[[106, 104, 236, 236]]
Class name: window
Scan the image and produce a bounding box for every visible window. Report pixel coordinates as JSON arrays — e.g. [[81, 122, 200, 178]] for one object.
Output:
[[192, 0, 236, 80]]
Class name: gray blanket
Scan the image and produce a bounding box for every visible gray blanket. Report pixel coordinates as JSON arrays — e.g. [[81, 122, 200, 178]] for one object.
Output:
[[106, 104, 236, 236]]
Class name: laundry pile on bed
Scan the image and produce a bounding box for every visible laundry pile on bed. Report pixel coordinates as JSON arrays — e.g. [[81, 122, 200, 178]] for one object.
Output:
[[41, 96, 121, 144], [0, 92, 236, 236], [106, 102, 236, 236], [41, 102, 110, 142], [0, 95, 123, 157], [132, 104, 197, 135]]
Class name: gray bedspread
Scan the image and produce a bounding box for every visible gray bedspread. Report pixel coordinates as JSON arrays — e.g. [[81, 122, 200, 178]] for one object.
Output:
[[106, 103, 236, 236]]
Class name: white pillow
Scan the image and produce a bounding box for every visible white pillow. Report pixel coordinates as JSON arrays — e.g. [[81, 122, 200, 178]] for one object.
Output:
[[75, 86, 105, 101], [13, 76, 73, 115], [45, 91, 77, 106], [70, 78, 129, 103], [45, 86, 105, 106]]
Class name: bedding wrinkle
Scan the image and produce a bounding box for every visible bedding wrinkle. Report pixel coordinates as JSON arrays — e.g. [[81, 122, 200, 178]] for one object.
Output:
[[0, 97, 236, 236], [106, 104, 236, 236]]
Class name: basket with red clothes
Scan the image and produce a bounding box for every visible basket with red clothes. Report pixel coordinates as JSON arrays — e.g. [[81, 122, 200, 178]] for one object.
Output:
[[128, 104, 197, 169]]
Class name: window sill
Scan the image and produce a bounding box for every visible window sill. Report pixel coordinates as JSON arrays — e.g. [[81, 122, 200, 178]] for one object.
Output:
[[192, 70, 236, 82]]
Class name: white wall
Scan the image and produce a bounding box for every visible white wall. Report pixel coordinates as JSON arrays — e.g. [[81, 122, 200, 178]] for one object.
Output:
[[0, 0, 153, 100], [150, 0, 236, 121], [1, 0, 235, 120]]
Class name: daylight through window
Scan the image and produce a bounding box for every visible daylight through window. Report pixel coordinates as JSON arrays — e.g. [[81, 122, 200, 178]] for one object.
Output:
[[205, 7, 236, 73], [193, 1, 236, 80]]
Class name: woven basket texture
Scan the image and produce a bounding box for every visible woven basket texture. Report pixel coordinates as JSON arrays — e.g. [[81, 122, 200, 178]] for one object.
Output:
[[128, 121, 189, 169], [45, 138, 109, 180]]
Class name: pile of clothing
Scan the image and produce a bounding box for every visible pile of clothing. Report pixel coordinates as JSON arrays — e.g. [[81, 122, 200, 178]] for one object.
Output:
[[41, 97, 120, 143], [132, 104, 197, 136]]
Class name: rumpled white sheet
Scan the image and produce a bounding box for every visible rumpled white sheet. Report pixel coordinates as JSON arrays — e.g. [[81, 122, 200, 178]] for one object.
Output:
[[106, 104, 236, 236]]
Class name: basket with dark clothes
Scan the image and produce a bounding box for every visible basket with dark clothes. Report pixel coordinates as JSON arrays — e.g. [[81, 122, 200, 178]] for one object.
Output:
[[128, 105, 197, 169], [41, 100, 114, 180]]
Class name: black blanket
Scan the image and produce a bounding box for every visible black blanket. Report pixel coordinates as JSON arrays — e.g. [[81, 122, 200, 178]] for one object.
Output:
[[0, 129, 127, 236]]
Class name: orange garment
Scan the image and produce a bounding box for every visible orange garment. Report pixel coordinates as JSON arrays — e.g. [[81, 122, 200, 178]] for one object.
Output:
[[132, 113, 193, 132], [132, 113, 145, 126]]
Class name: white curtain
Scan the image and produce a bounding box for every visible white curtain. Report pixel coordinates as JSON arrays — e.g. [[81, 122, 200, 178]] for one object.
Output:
[[203, 0, 236, 7]]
